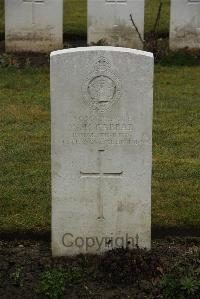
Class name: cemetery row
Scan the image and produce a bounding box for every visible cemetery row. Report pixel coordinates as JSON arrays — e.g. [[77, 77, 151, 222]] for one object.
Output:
[[4, 0, 200, 53]]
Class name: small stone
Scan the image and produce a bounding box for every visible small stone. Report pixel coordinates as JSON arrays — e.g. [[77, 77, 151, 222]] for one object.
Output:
[[18, 245, 24, 248]]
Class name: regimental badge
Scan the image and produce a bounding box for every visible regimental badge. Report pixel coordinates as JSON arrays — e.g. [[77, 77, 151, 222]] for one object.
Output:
[[82, 56, 121, 113]]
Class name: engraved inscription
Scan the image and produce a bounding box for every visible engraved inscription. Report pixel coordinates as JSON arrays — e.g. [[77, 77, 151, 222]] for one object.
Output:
[[66, 115, 151, 146], [68, 116, 136, 145], [82, 57, 121, 112], [23, 0, 44, 24], [80, 150, 123, 220], [106, 0, 127, 3]]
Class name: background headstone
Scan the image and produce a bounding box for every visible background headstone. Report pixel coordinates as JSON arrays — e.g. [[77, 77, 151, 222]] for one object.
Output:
[[88, 0, 145, 49], [170, 0, 200, 49], [51, 47, 153, 256], [5, 0, 63, 53]]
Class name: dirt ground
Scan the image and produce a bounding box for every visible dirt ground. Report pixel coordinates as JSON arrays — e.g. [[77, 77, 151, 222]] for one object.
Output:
[[0, 237, 199, 299]]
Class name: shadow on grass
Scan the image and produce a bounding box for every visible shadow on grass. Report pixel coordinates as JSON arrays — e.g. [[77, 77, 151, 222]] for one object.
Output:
[[0, 226, 199, 242], [160, 49, 200, 67]]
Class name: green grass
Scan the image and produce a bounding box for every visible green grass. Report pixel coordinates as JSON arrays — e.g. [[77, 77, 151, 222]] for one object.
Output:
[[0, 67, 51, 231], [153, 65, 200, 228], [64, 0, 87, 36], [0, 64, 199, 232], [0, 0, 170, 36], [145, 0, 170, 36]]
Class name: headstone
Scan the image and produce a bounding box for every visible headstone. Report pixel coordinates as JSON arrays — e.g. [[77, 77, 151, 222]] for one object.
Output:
[[88, 0, 145, 49], [5, 0, 63, 52], [51, 47, 153, 256], [170, 0, 200, 49]]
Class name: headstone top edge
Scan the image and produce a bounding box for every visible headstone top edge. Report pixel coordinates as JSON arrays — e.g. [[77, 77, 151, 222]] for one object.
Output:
[[50, 46, 153, 59]]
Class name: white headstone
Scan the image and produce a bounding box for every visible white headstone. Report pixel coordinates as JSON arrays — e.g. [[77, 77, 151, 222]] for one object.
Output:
[[170, 0, 200, 49], [5, 0, 63, 52], [88, 0, 144, 49], [51, 47, 153, 256]]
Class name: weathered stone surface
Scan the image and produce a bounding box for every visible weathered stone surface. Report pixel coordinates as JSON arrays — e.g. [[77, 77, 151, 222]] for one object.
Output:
[[170, 0, 200, 49], [5, 0, 63, 53], [88, 0, 144, 49], [51, 47, 153, 256]]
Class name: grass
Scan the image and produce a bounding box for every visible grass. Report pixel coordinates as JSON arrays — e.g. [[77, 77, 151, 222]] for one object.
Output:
[[153, 65, 200, 228], [145, 0, 170, 36], [0, 67, 51, 231], [0, 0, 170, 36], [64, 0, 87, 36], [0, 63, 199, 232]]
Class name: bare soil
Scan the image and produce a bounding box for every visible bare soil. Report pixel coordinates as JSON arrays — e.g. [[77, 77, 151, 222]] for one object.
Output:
[[0, 237, 199, 298]]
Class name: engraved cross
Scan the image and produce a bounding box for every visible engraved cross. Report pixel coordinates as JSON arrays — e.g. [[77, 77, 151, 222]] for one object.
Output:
[[80, 150, 123, 221], [23, 0, 44, 24]]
